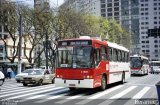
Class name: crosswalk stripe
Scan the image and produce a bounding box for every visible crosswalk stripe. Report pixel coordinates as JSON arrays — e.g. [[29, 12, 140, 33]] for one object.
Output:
[[35, 89, 78, 103], [0, 85, 56, 98], [56, 95, 83, 104], [76, 85, 123, 105], [109, 86, 137, 99], [132, 87, 151, 99], [7, 87, 64, 99], [26, 88, 68, 100], [35, 94, 67, 103], [0, 84, 55, 94]]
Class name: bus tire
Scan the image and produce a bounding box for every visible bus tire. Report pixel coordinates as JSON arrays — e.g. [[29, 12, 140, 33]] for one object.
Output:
[[99, 75, 107, 91], [121, 72, 125, 84], [69, 87, 76, 91]]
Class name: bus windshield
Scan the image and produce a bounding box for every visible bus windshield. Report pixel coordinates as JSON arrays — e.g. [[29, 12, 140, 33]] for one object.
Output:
[[57, 46, 92, 68], [130, 57, 142, 68]]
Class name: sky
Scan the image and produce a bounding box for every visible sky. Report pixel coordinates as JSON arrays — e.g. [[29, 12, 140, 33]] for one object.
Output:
[[14, 0, 64, 7]]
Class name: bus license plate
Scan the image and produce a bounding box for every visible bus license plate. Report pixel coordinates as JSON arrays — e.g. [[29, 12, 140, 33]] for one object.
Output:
[[69, 84, 75, 87]]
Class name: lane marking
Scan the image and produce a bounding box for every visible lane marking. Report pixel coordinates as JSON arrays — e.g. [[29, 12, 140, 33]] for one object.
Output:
[[132, 87, 151, 99], [0, 85, 56, 98], [7, 87, 64, 99], [109, 86, 137, 99], [76, 85, 123, 105]]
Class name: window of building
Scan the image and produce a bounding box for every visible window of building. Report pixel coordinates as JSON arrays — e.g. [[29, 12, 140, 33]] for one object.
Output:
[[155, 55, 158, 57], [146, 50, 150, 53], [114, 7, 119, 11], [154, 17, 157, 19], [145, 4, 148, 6], [107, 8, 112, 11], [114, 12, 119, 16], [145, 12, 148, 15], [154, 21, 157, 24], [107, 3, 112, 7], [141, 4, 144, 6], [108, 0, 112, 2], [154, 8, 157, 10], [145, 8, 148, 11], [114, 2, 119, 6], [108, 13, 112, 16], [146, 40, 149, 43], [155, 40, 158, 43], [155, 45, 158, 47], [142, 45, 145, 48], [146, 45, 149, 48], [142, 41, 145, 43], [154, 3, 157, 6]]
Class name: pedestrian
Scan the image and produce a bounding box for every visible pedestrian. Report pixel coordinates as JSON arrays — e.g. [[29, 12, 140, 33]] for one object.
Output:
[[7, 67, 13, 79]]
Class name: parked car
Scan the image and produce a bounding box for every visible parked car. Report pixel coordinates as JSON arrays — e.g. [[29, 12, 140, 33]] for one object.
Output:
[[0, 71, 5, 86], [15, 70, 29, 83], [21, 68, 55, 86]]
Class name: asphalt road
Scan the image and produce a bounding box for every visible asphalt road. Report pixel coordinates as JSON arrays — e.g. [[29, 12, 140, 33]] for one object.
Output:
[[0, 73, 159, 105]]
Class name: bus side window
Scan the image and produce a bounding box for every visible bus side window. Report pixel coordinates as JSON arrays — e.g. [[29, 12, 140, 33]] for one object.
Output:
[[108, 47, 112, 61], [118, 50, 122, 62], [94, 48, 100, 66], [122, 51, 125, 62], [113, 48, 118, 61], [101, 46, 107, 61]]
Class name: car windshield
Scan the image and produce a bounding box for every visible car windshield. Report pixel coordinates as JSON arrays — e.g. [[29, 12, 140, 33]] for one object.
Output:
[[57, 46, 92, 68], [27, 70, 44, 75], [130, 57, 142, 68]]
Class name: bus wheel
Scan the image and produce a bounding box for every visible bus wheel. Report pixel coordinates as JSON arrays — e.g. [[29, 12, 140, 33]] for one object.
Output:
[[69, 87, 76, 91], [100, 75, 107, 91], [121, 72, 125, 84]]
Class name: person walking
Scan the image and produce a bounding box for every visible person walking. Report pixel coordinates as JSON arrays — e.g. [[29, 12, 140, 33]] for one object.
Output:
[[7, 67, 12, 79]]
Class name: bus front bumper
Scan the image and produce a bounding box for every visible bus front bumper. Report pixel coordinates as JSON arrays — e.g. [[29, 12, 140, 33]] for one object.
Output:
[[55, 78, 94, 88], [131, 70, 143, 74]]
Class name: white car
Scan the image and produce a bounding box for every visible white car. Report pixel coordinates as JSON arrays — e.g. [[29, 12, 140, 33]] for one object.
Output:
[[15, 70, 29, 83], [0, 71, 5, 86]]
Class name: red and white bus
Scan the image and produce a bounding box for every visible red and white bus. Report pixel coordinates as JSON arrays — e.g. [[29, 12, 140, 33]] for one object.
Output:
[[55, 36, 130, 91], [130, 55, 149, 75]]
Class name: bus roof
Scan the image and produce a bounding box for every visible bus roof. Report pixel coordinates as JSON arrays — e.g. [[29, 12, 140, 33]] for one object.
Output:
[[107, 42, 129, 52], [130, 54, 148, 60], [150, 61, 160, 63], [59, 38, 129, 52]]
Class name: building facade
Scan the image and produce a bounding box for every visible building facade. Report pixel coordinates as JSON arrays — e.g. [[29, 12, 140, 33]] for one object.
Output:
[[62, 0, 160, 60], [139, 0, 160, 61]]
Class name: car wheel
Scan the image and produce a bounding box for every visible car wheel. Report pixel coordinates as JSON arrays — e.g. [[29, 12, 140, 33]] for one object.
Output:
[[0, 79, 4, 86], [38, 80, 43, 86], [52, 78, 55, 84], [23, 83, 28, 86]]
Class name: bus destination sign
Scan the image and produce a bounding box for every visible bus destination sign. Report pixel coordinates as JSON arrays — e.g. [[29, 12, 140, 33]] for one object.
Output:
[[58, 40, 92, 46]]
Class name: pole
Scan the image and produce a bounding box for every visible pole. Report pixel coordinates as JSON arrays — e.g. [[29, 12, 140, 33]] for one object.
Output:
[[45, 30, 48, 70], [18, 15, 22, 74]]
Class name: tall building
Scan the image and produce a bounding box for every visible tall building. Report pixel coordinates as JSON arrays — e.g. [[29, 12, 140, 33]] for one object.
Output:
[[34, 0, 50, 11], [62, 0, 101, 16], [62, 0, 160, 60], [140, 0, 160, 61]]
